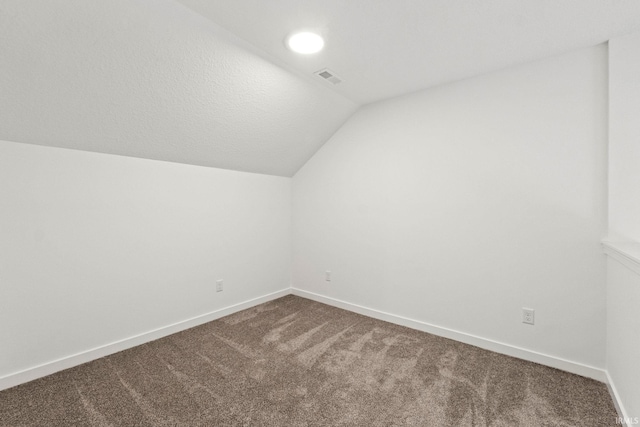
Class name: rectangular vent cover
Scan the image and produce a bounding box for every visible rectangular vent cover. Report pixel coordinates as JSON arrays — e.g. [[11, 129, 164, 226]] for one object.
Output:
[[314, 68, 342, 85]]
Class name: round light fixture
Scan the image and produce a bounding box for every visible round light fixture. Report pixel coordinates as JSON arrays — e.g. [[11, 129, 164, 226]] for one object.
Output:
[[286, 32, 324, 54]]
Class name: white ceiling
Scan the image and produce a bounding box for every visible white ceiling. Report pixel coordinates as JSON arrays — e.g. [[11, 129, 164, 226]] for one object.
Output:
[[2, 1, 640, 176], [0, 0, 357, 177], [177, 0, 640, 104]]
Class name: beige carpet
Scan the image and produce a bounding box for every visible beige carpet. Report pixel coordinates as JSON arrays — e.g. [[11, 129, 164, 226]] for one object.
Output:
[[0, 295, 617, 426]]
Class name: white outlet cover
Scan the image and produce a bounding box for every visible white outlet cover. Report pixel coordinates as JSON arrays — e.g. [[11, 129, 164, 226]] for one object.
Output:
[[325, 271, 331, 281], [522, 308, 535, 325], [216, 279, 223, 292]]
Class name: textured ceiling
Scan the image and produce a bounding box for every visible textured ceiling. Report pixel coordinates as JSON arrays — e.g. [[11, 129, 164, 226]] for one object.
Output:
[[0, 0, 357, 177], [177, 0, 640, 104], [2, 1, 640, 176]]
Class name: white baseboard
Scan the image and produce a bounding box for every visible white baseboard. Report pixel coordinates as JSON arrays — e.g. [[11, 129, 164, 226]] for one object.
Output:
[[291, 288, 607, 382], [0, 288, 290, 392], [606, 371, 632, 426], [2, 286, 617, 405]]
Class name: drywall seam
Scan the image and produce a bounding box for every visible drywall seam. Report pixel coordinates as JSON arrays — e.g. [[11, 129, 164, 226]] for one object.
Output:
[[0, 288, 290, 392], [606, 370, 631, 426], [291, 288, 607, 382]]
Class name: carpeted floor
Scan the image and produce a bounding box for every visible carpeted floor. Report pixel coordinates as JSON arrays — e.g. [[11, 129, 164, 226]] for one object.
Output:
[[0, 295, 618, 426]]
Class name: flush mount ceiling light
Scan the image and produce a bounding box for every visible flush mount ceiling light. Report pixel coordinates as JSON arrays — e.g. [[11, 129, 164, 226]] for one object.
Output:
[[286, 32, 324, 54]]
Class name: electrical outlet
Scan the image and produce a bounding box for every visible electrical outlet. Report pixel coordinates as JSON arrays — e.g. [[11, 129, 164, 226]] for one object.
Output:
[[325, 271, 331, 282], [216, 279, 223, 292], [522, 308, 535, 325]]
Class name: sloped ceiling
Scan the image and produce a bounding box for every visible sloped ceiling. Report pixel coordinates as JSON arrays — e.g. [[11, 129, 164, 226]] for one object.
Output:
[[177, 0, 640, 105], [2, 1, 640, 176], [0, 0, 357, 177]]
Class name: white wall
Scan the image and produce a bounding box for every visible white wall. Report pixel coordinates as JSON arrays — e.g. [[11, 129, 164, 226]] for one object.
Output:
[[293, 45, 608, 369], [606, 32, 640, 422], [606, 258, 640, 422], [0, 140, 291, 381], [609, 33, 640, 243]]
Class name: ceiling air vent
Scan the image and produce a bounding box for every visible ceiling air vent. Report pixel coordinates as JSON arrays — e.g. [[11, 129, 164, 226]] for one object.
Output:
[[314, 68, 342, 85]]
